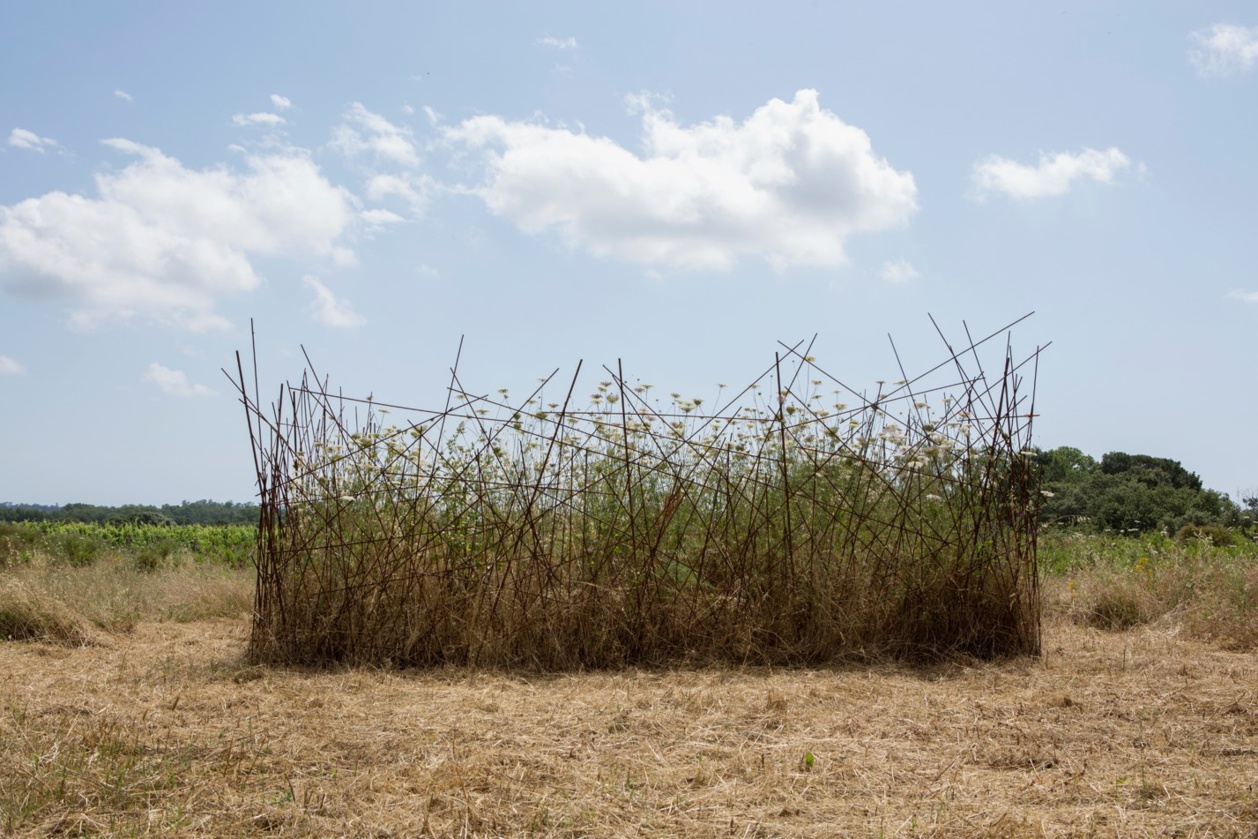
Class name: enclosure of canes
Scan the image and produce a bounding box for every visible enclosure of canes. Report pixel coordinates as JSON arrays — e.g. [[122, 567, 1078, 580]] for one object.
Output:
[[232, 317, 1046, 670]]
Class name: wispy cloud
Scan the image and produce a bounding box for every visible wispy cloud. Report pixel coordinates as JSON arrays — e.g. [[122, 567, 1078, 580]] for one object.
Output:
[[270, 93, 293, 110], [363, 173, 432, 217], [880, 259, 921, 284], [143, 362, 215, 396], [361, 208, 406, 230], [444, 90, 918, 271], [304, 275, 365, 327], [537, 35, 578, 50], [970, 147, 1135, 201], [329, 104, 431, 217], [0, 354, 25, 376], [0, 138, 355, 330], [8, 128, 60, 154], [232, 112, 287, 128], [330, 102, 420, 167], [1189, 23, 1258, 78], [114, 88, 133, 102], [1226, 288, 1258, 303]]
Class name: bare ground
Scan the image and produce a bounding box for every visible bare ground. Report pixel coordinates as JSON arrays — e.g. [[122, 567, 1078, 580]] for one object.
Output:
[[2, 617, 1256, 837]]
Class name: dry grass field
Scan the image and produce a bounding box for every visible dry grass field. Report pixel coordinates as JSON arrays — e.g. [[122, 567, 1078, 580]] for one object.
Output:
[[3, 605, 1256, 837]]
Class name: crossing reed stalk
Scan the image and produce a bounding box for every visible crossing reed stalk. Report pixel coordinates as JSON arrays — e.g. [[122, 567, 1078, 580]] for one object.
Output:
[[230, 317, 1046, 669]]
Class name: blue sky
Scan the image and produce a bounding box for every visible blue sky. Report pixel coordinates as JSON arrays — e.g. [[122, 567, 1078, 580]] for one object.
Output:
[[1, 2, 1255, 506]]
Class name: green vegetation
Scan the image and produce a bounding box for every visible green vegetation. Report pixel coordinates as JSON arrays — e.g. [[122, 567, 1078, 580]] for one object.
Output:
[[0, 499, 259, 526], [0, 521, 255, 570], [1034, 446, 1251, 537]]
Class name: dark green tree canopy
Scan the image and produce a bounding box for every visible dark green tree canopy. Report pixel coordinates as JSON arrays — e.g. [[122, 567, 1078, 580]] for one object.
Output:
[[0, 500, 258, 526], [1035, 447, 1238, 535], [1099, 452, 1202, 492], [1035, 446, 1096, 485]]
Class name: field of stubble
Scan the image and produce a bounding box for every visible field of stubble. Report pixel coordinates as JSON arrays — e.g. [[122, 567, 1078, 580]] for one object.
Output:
[[3, 609, 1255, 837]]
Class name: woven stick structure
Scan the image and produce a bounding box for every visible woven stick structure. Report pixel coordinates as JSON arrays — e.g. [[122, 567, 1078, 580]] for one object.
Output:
[[231, 316, 1045, 669]]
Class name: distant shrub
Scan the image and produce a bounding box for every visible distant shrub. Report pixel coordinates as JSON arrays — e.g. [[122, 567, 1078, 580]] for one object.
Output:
[[132, 541, 180, 572], [52, 532, 107, 568], [1175, 523, 1235, 547]]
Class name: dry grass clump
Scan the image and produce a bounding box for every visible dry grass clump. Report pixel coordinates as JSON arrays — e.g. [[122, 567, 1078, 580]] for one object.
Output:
[[0, 580, 100, 646], [0, 553, 253, 639], [235, 322, 1044, 670], [2, 615, 1255, 837], [1054, 567, 1160, 632]]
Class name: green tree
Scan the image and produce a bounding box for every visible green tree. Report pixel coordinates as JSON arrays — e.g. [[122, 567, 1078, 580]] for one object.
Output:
[[1035, 447, 1238, 534], [0, 505, 47, 523], [1034, 446, 1097, 525], [1099, 452, 1202, 491], [1035, 446, 1097, 484]]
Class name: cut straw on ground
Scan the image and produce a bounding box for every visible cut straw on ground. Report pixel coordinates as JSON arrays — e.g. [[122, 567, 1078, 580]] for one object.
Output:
[[2, 615, 1255, 837]]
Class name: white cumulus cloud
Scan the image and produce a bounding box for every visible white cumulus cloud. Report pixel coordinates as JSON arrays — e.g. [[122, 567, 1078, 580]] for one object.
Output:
[[444, 89, 918, 270], [0, 354, 26, 375], [114, 89, 133, 102], [331, 102, 420, 168], [143, 362, 215, 397], [270, 94, 293, 110], [880, 259, 921, 284], [0, 139, 356, 330], [304, 275, 365, 327], [970, 147, 1134, 201], [537, 35, 578, 50], [8, 128, 60, 153], [1190, 23, 1258, 78], [232, 112, 287, 128], [1226, 288, 1258, 303]]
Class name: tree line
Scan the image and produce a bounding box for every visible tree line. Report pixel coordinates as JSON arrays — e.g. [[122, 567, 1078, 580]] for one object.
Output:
[[1034, 447, 1255, 539], [0, 499, 260, 526]]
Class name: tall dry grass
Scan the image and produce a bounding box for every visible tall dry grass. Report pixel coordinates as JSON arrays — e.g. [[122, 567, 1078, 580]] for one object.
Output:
[[1041, 529, 1258, 650], [0, 553, 253, 644]]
